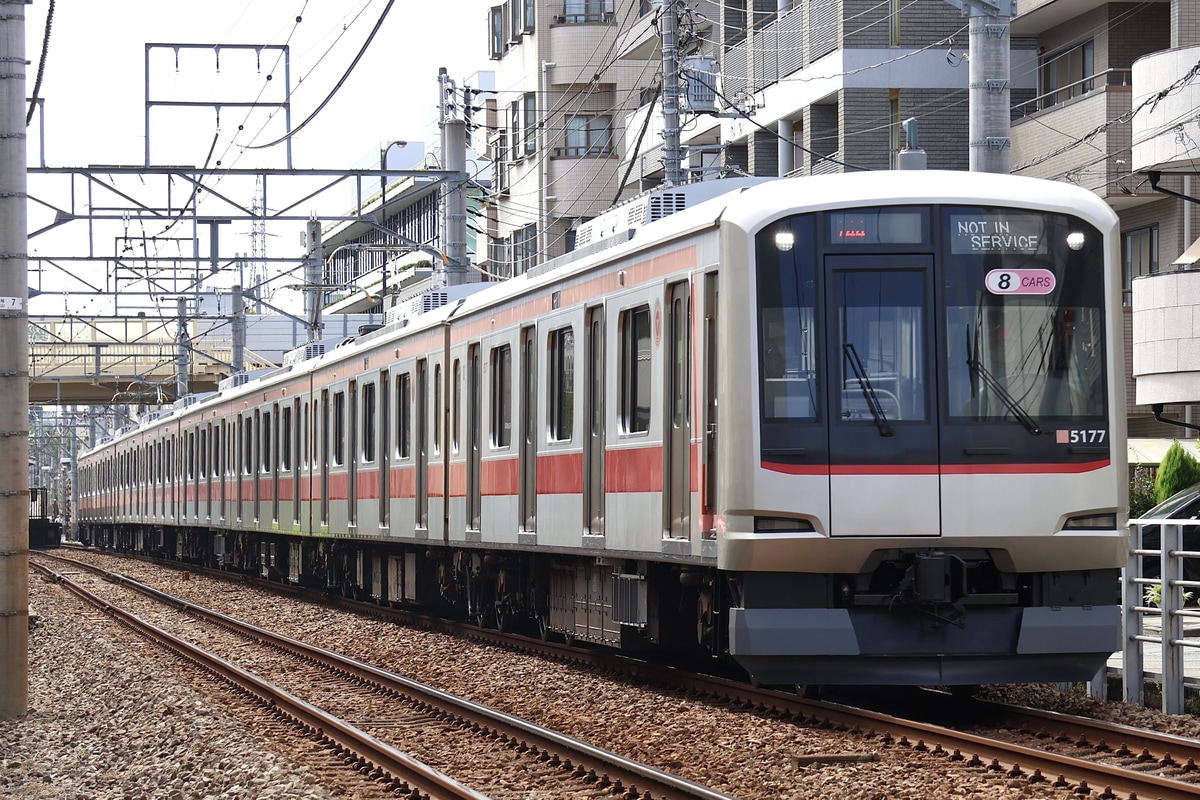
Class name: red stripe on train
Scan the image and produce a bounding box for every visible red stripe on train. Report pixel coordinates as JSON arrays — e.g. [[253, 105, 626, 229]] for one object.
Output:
[[762, 460, 1110, 475]]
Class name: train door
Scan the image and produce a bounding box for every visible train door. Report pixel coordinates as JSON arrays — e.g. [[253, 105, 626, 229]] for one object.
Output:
[[293, 398, 302, 528], [703, 275, 718, 534], [823, 254, 940, 536], [519, 326, 537, 533], [379, 370, 391, 530], [416, 359, 429, 531], [320, 390, 330, 527], [665, 281, 691, 538], [271, 404, 280, 524], [467, 344, 482, 530], [218, 425, 226, 522], [204, 424, 212, 521], [235, 417, 244, 520], [254, 410, 263, 522], [348, 380, 358, 528], [583, 306, 605, 537]]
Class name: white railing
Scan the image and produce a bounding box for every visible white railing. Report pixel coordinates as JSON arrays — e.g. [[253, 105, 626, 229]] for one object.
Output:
[[1116, 518, 1200, 714]]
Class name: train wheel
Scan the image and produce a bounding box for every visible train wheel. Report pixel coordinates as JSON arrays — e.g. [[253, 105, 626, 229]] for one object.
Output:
[[473, 605, 494, 629], [536, 612, 553, 642], [495, 603, 512, 633], [795, 684, 822, 700]]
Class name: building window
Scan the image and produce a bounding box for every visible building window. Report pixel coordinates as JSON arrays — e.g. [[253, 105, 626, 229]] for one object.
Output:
[[510, 0, 523, 42], [509, 99, 522, 162], [523, 93, 537, 155], [563, 115, 612, 156], [1040, 40, 1094, 110], [512, 224, 537, 276], [489, 5, 505, 58], [524, 0, 535, 31], [563, 0, 613, 24], [1123, 225, 1158, 306], [489, 236, 512, 278], [492, 344, 513, 447], [619, 305, 651, 434], [548, 327, 575, 442]]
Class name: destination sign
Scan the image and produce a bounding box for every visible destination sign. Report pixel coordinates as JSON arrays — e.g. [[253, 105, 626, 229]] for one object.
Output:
[[950, 214, 1046, 255]]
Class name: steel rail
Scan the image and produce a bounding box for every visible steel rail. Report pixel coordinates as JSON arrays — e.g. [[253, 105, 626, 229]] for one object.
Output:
[[32, 559, 490, 800], [35, 553, 741, 800]]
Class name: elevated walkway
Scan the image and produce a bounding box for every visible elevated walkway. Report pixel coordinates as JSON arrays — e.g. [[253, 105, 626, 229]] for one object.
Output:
[[29, 317, 276, 404]]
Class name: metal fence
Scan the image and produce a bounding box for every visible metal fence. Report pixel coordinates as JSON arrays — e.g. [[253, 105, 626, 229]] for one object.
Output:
[[1100, 518, 1200, 714]]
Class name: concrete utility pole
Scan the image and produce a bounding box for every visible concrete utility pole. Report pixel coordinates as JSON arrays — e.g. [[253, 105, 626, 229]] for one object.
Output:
[[0, 0, 29, 719], [660, 0, 683, 186], [304, 219, 324, 341], [175, 297, 190, 400], [442, 118, 469, 287], [231, 284, 245, 375], [944, 0, 1014, 173]]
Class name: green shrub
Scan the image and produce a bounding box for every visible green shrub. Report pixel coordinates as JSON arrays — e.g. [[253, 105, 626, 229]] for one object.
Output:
[[1153, 441, 1200, 504], [1130, 466, 1157, 518]]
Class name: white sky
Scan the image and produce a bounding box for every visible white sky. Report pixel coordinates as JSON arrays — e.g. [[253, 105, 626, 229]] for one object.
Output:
[[27, 0, 494, 168], [24, 0, 495, 316]]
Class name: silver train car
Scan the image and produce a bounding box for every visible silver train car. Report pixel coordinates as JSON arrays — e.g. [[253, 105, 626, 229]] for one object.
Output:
[[77, 170, 1127, 687]]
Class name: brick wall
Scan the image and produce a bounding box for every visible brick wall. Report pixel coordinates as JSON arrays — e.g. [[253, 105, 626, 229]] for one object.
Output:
[[840, 90, 891, 170], [896, 89, 969, 171], [1172, 0, 1200, 47], [1106, 3, 1170, 70], [748, 130, 779, 176]]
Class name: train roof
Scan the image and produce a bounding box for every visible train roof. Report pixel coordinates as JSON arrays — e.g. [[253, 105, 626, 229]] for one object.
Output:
[[718, 170, 1120, 232], [84, 170, 1120, 455]]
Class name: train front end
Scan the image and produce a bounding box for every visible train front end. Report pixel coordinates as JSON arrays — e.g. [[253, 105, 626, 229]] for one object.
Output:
[[717, 172, 1126, 687]]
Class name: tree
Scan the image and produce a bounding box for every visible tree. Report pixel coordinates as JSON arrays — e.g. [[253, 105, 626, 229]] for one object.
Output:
[[1129, 465, 1156, 518], [1153, 441, 1200, 504]]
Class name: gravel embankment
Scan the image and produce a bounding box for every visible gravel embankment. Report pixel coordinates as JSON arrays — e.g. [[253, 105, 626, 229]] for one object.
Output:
[[8, 551, 1200, 799], [1, 572, 348, 800]]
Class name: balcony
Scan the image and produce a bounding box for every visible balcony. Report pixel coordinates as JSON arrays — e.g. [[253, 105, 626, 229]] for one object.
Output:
[[1010, 70, 1135, 203], [1132, 44, 1200, 174], [1131, 270, 1200, 406]]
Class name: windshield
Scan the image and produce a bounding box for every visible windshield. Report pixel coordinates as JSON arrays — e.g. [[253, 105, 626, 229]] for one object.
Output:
[[943, 208, 1106, 425], [1145, 483, 1200, 519]]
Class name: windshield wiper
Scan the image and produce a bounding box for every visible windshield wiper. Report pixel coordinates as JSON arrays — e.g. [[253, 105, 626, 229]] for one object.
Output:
[[843, 343, 894, 437], [966, 356, 1043, 435]]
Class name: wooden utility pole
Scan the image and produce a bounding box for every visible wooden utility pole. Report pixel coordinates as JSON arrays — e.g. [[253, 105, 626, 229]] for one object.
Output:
[[0, 0, 29, 719]]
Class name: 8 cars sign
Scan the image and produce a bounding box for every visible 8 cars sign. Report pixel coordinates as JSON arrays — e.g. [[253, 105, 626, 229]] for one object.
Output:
[[985, 268, 1057, 295]]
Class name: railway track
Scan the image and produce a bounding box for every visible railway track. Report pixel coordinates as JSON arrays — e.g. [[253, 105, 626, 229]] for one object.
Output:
[[41, 549, 1200, 800], [31, 552, 739, 800]]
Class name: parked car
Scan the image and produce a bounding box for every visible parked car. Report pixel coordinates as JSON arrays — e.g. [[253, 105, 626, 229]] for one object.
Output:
[[1133, 482, 1200, 586]]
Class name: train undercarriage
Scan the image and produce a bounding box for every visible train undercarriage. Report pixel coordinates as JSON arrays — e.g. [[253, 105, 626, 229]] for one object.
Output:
[[78, 523, 1120, 688], [78, 524, 723, 658]]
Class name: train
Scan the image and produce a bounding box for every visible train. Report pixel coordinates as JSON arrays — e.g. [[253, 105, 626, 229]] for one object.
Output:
[[28, 487, 63, 549], [76, 170, 1127, 688]]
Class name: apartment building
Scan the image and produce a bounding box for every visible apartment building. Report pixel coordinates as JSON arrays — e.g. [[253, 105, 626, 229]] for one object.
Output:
[[475, 1, 1200, 442], [611, 2, 1037, 186], [481, 0, 659, 277], [1010, 0, 1200, 438]]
